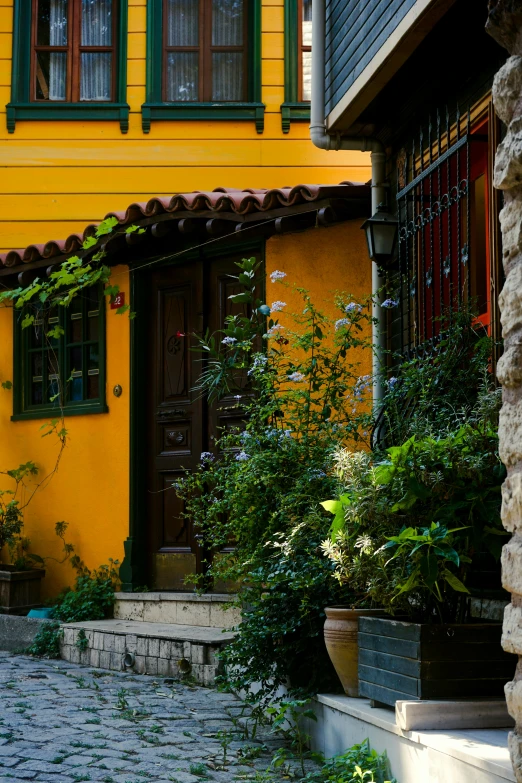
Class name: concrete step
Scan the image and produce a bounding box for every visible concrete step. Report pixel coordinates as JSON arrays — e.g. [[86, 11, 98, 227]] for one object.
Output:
[[60, 618, 236, 686], [113, 591, 241, 629]]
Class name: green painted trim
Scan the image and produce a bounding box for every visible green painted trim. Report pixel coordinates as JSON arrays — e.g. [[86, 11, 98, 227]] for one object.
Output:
[[121, 269, 148, 591], [281, 102, 311, 133], [143, 0, 264, 133], [141, 102, 265, 132], [282, 0, 310, 132], [12, 404, 109, 421], [8, 0, 129, 133], [12, 287, 107, 418]]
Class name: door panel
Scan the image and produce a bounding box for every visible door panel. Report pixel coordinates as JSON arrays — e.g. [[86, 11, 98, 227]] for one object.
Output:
[[146, 252, 260, 590]]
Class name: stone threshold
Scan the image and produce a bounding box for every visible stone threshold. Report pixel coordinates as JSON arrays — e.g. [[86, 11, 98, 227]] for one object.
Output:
[[115, 591, 237, 602], [60, 619, 236, 685], [305, 695, 514, 783]]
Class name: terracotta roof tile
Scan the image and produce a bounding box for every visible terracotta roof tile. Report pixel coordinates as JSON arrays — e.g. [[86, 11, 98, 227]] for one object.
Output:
[[0, 182, 369, 271]]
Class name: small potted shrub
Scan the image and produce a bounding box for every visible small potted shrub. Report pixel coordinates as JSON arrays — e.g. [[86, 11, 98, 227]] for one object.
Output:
[[0, 462, 73, 615]]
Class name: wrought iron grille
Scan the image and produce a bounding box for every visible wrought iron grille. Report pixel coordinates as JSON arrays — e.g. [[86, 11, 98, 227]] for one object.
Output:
[[390, 106, 490, 357]]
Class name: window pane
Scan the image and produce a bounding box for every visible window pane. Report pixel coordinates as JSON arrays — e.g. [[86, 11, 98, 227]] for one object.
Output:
[[87, 373, 100, 399], [37, 0, 68, 46], [212, 52, 243, 100], [88, 345, 99, 370], [87, 313, 99, 341], [302, 50, 311, 102], [167, 0, 199, 46], [70, 346, 83, 373], [212, 0, 243, 45], [80, 52, 112, 101], [36, 51, 67, 101], [166, 52, 199, 101], [70, 313, 82, 343], [82, 0, 112, 45]]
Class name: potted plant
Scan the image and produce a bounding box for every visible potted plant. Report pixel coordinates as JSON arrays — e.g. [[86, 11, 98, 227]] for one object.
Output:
[[321, 349, 515, 706], [0, 462, 74, 615]]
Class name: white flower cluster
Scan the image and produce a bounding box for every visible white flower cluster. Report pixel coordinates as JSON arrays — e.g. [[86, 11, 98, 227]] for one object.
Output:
[[248, 354, 268, 375], [335, 318, 350, 331], [354, 374, 372, 401], [235, 451, 250, 462], [270, 270, 287, 282], [265, 324, 285, 337], [200, 452, 214, 463], [221, 336, 237, 346], [288, 371, 306, 382], [345, 302, 363, 313], [270, 301, 287, 312]]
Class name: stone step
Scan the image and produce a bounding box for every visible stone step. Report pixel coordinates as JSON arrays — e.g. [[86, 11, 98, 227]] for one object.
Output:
[[60, 618, 236, 686], [114, 591, 241, 629]]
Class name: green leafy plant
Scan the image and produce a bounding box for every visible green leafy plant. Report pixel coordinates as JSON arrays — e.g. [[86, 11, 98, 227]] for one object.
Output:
[[175, 263, 373, 708], [267, 699, 319, 777], [52, 558, 120, 623], [25, 619, 63, 658], [303, 740, 396, 783], [321, 328, 505, 623]]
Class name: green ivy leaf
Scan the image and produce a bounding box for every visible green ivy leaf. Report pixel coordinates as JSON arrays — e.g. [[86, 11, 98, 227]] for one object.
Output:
[[443, 570, 470, 593]]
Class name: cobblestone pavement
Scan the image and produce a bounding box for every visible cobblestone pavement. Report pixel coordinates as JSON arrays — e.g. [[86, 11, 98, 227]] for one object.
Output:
[[0, 652, 304, 783]]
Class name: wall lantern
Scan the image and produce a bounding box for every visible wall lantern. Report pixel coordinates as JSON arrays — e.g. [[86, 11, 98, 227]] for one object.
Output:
[[361, 203, 399, 266]]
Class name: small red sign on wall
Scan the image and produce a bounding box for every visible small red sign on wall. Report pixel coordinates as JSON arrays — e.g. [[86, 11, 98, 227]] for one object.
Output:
[[111, 292, 125, 309]]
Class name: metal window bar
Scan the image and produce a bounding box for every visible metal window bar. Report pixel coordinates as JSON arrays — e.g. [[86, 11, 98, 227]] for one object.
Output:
[[392, 106, 474, 359]]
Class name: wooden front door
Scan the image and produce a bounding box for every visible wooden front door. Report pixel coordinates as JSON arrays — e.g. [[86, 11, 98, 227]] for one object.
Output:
[[146, 253, 251, 590]]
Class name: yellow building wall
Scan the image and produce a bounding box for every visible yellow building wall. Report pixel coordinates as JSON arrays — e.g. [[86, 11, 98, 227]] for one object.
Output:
[[0, 0, 371, 598], [0, 0, 371, 252], [266, 220, 373, 379], [0, 267, 130, 599]]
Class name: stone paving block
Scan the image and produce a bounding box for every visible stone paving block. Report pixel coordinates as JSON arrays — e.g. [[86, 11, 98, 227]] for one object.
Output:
[[145, 656, 158, 675], [90, 648, 100, 668], [158, 657, 170, 676], [134, 654, 146, 674], [159, 639, 172, 659], [126, 633, 138, 649], [190, 644, 207, 665], [111, 651, 123, 670], [63, 628, 73, 646]]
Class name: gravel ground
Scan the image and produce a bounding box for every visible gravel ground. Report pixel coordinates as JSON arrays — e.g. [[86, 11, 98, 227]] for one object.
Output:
[[0, 652, 315, 783]]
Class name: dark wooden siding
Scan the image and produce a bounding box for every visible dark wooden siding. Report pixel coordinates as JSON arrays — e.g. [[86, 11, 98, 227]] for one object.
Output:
[[325, 0, 417, 117]]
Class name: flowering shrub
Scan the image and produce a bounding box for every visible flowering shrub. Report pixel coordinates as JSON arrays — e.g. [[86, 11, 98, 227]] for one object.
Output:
[[175, 258, 373, 706]]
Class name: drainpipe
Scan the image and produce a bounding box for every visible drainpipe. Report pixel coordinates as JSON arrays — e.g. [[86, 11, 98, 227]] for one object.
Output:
[[310, 0, 387, 407]]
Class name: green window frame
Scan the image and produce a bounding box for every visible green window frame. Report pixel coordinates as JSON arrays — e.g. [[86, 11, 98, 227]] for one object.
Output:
[[13, 287, 107, 421], [281, 0, 311, 133], [141, 0, 264, 133], [6, 0, 129, 134]]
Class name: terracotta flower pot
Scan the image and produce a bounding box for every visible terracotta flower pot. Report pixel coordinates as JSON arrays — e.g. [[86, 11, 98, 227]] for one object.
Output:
[[324, 606, 383, 697]]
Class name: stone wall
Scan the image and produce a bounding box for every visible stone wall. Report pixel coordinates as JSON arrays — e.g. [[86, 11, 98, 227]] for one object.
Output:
[[488, 2, 522, 780]]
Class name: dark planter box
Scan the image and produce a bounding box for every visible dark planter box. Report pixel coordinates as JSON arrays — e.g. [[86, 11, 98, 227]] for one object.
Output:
[[0, 565, 45, 615], [358, 616, 516, 708]]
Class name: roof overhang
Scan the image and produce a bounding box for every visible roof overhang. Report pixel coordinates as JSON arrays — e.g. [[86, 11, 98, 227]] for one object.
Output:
[[326, 0, 458, 133], [0, 183, 371, 285]]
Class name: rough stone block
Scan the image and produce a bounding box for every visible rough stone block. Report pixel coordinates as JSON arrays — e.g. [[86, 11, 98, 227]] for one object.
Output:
[[159, 639, 172, 659], [503, 536, 522, 593], [68, 646, 80, 664], [114, 599, 145, 621], [111, 651, 123, 671], [503, 603, 522, 654], [99, 650, 112, 669], [498, 344, 522, 388], [503, 473, 522, 533], [506, 678, 522, 724], [147, 637, 160, 657], [126, 634, 138, 650], [114, 635, 126, 654], [509, 730, 522, 783], [183, 641, 192, 658], [190, 644, 207, 665], [210, 604, 241, 629], [157, 657, 170, 677], [143, 600, 177, 623], [500, 261, 522, 336], [134, 654, 146, 674], [500, 197, 522, 266], [136, 636, 148, 656], [103, 634, 116, 652], [177, 602, 211, 626], [145, 656, 158, 675], [93, 631, 103, 650], [62, 627, 73, 646], [500, 398, 522, 467], [90, 648, 100, 668], [493, 56, 522, 126]]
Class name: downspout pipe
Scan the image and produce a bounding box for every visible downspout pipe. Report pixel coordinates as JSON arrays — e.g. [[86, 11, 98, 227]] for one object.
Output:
[[310, 0, 387, 408]]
